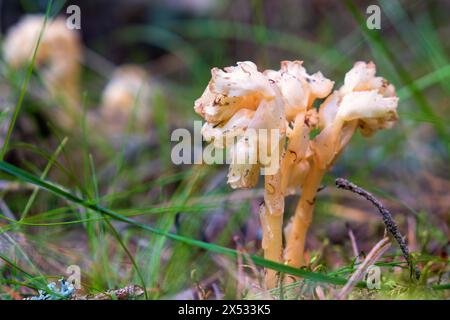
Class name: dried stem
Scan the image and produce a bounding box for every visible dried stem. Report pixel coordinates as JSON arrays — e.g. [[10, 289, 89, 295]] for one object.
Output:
[[335, 178, 418, 278]]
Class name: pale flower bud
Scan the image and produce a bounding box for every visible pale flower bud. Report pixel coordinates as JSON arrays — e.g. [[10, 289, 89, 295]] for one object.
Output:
[[195, 62, 275, 125], [340, 61, 384, 95], [313, 61, 399, 168], [3, 15, 81, 104], [265, 60, 333, 121]]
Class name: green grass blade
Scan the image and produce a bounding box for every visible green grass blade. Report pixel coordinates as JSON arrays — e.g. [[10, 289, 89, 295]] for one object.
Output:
[[102, 218, 149, 299]]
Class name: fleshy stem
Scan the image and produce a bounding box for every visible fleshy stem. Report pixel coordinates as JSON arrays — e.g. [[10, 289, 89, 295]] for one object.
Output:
[[260, 173, 284, 289], [284, 163, 325, 270]]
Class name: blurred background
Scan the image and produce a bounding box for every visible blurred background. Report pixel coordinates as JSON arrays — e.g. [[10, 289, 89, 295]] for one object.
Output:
[[0, 0, 448, 299]]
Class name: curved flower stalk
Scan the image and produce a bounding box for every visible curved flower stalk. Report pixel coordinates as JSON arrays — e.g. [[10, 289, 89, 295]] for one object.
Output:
[[195, 61, 287, 287], [284, 61, 399, 271], [3, 15, 82, 128], [100, 64, 152, 136]]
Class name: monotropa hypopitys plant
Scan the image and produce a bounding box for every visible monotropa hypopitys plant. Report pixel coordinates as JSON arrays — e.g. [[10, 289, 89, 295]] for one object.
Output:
[[194, 60, 399, 288]]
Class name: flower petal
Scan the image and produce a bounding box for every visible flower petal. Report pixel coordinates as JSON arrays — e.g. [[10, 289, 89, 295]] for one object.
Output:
[[269, 60, 334, 120], [318, 91, 339, 129]]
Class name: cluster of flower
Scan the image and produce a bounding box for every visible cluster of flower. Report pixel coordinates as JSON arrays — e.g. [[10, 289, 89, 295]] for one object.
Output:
[[194, 60, 399, 288]]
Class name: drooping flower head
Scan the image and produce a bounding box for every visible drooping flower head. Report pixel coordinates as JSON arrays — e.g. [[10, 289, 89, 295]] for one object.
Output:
[[194, 60, 400, 288]]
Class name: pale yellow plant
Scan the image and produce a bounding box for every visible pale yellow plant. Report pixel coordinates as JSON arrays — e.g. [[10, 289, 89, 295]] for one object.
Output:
[[194, 60, 399, 289]]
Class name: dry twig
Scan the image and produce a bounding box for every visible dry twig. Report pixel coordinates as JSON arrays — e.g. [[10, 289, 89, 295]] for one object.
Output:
[[72, 285, 144, 300]]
